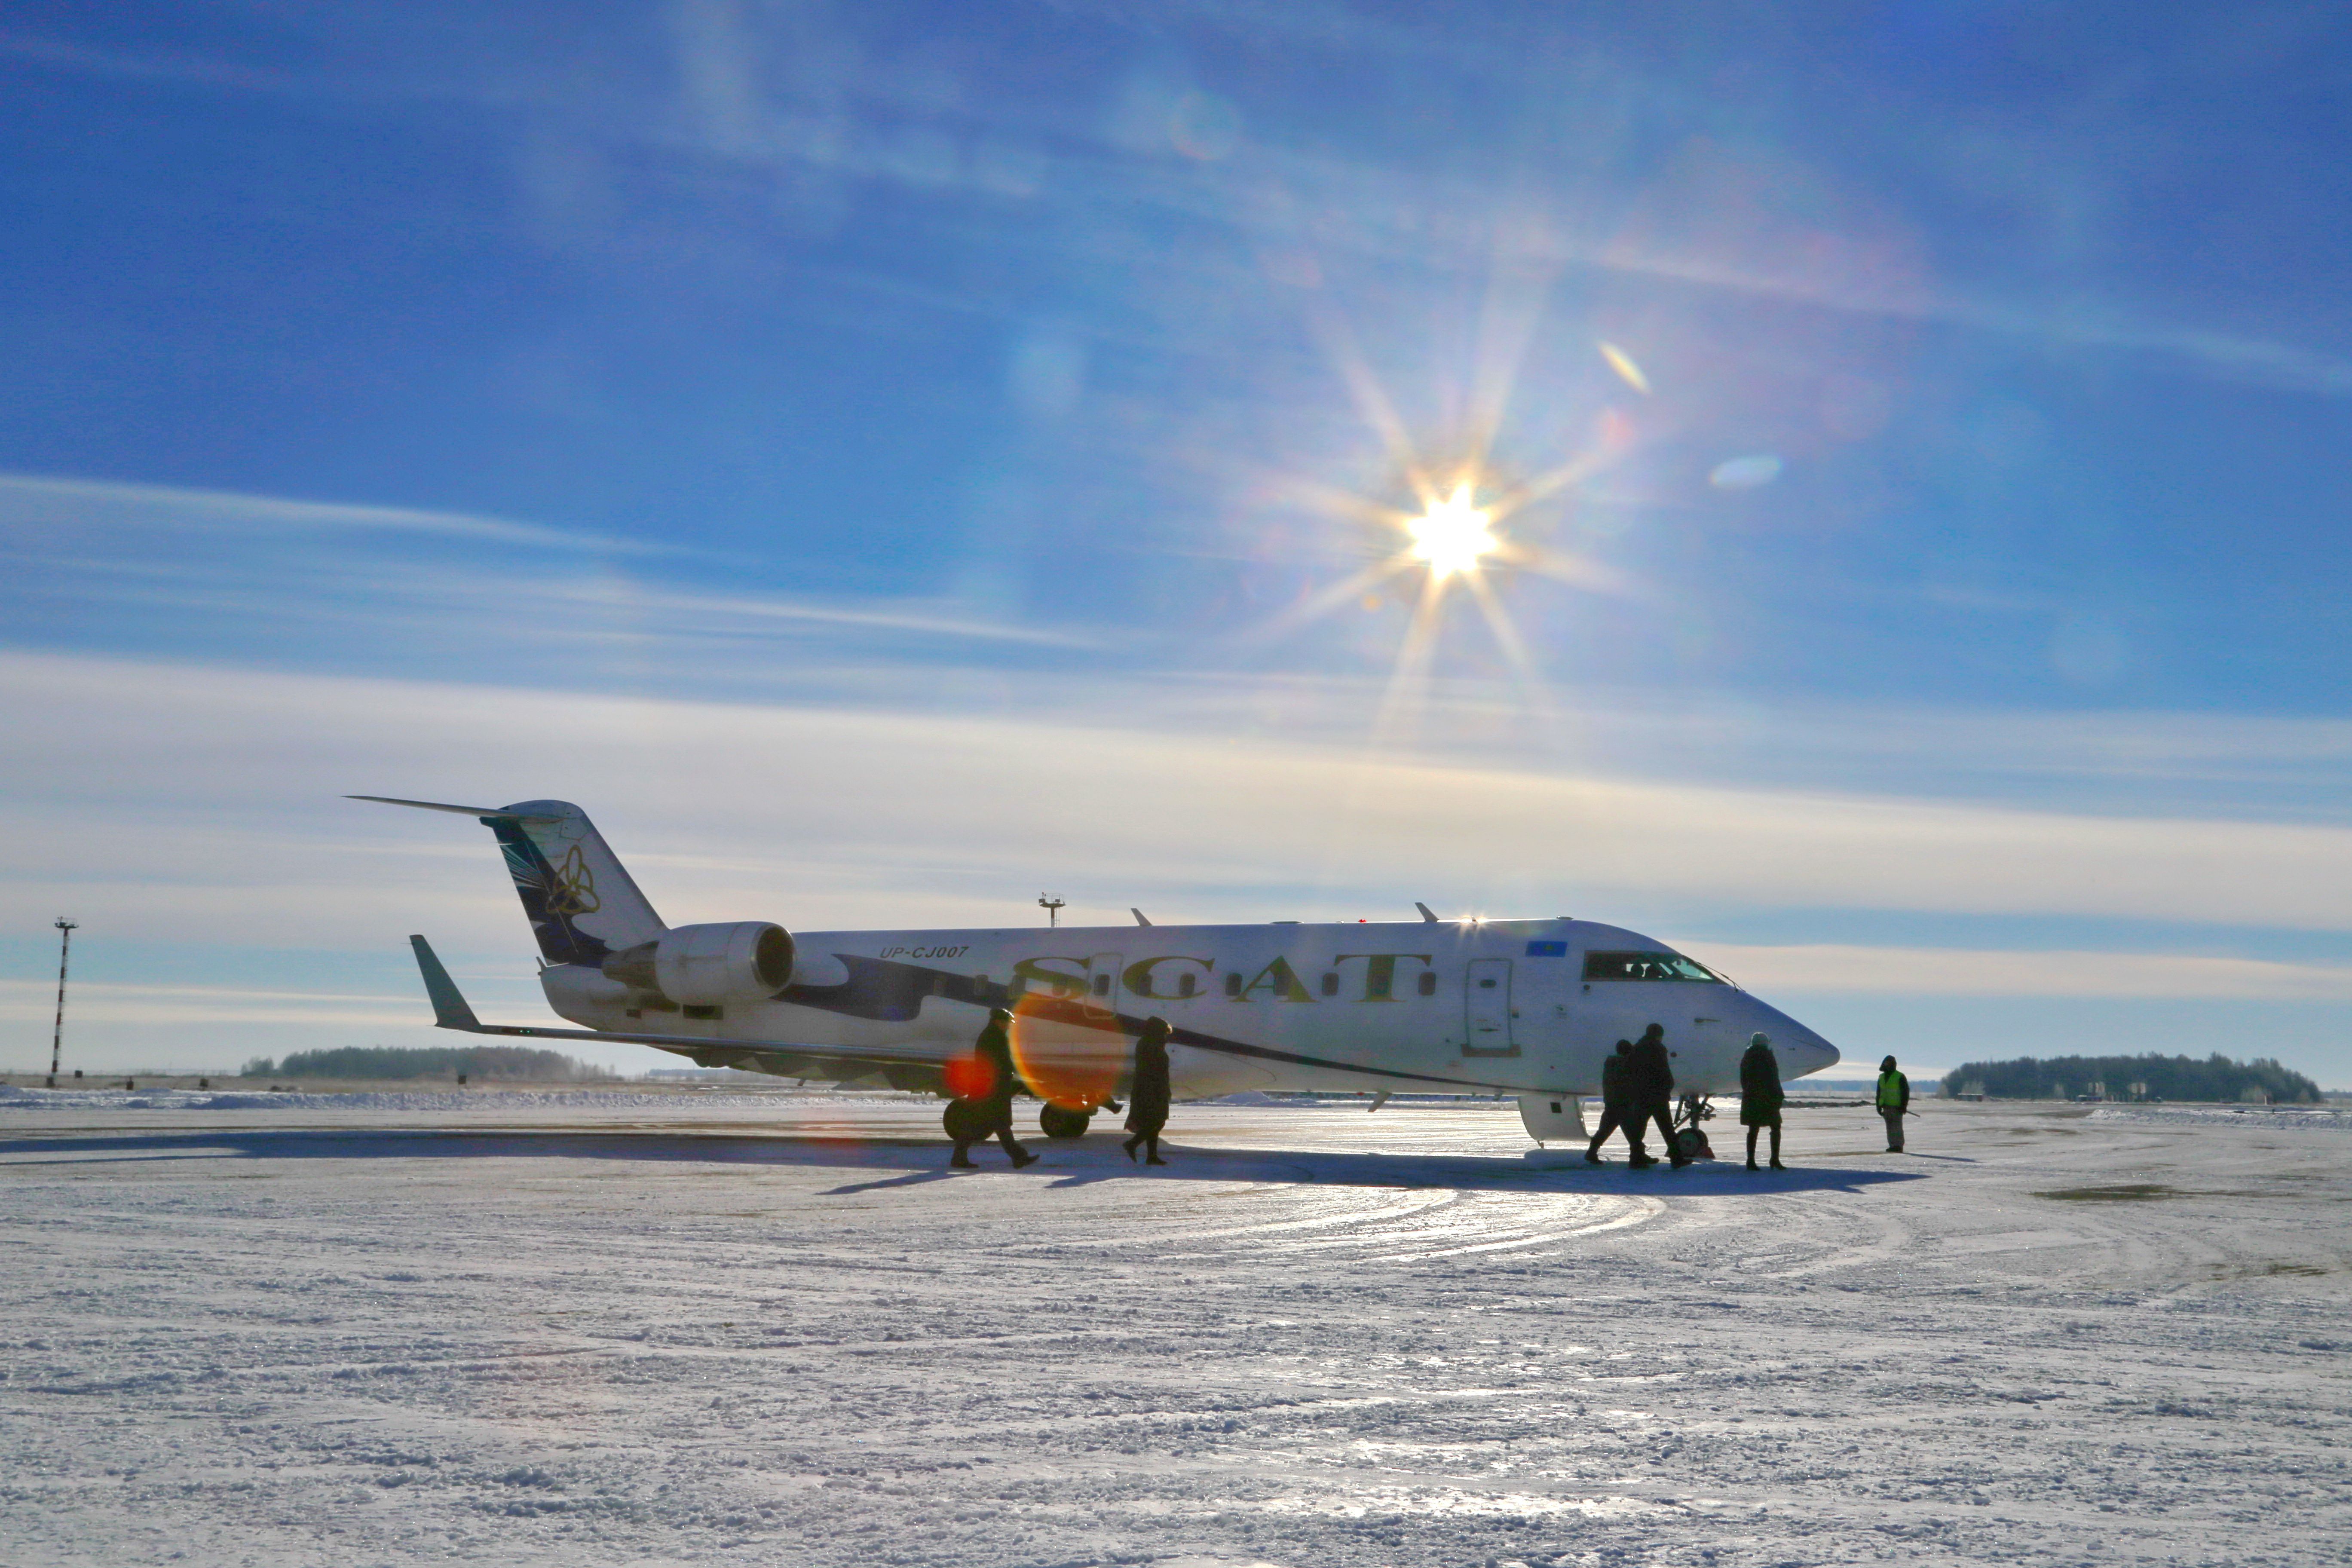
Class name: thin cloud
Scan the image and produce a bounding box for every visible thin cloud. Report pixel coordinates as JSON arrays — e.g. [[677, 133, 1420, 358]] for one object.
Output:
[[1681, 943, 2352, 1004], [0, 471, 662, 553], [10, 650, 2352, 939], [0, 473, 1103, 654]]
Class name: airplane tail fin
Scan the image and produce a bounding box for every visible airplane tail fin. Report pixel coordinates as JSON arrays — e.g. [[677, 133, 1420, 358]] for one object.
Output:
[[354, 796, 666, 965]]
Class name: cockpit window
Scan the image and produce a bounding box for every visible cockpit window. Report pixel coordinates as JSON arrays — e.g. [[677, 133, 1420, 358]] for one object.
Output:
[[1581, 950, 1723, 983]]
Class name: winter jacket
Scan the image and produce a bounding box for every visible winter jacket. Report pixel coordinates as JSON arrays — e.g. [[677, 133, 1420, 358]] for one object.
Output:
[[1739, 1041, 1784, 1126], [1599, 1050, 1631, 1108], [1126, 1021, 1172, 1130], [974, 1020, 1020, 1109], [1627, 1035, 1674, 1103]]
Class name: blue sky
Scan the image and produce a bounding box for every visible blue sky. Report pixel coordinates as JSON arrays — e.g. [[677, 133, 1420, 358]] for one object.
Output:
[[5, 3, 2352, 1084]]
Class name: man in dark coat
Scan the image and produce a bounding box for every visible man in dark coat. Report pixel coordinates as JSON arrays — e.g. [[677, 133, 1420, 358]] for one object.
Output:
[[1584, 1040, 1635, 1165], [1627, 1023, 1687, 1168], [1876, 1054, 1911, 1152], [1739, 1032, 1786, 1170], [1122, 1016, 1173, 1165], [951, 1007, 1035, 1169]]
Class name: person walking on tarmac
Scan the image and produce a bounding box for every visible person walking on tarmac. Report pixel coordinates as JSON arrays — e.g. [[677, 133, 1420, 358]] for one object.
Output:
[[1123, 1016, 1173, 1165], [1876, 1055, 1911, 1152], [1740, 1032, 1786, 1170], [1628, 1023, 1687, 1168], [951, 1007, 1036, 1169], [1584, 1040, 1635, 1165]]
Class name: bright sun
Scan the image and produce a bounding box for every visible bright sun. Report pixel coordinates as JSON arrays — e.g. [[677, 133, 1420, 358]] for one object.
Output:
[[1405, 485, 1499, 579]]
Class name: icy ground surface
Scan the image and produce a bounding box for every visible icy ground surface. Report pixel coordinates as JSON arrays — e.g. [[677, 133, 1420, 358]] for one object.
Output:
[[0, 1097, 2344, 1567]]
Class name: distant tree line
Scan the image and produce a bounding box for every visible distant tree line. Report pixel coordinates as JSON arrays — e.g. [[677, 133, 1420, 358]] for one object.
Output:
[[239, 1046, 615, 1081], [1940, 1053, 2320, 1104]]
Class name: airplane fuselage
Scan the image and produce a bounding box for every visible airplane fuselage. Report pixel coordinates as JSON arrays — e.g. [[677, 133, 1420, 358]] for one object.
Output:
[[536, 916, 1839, 1100]]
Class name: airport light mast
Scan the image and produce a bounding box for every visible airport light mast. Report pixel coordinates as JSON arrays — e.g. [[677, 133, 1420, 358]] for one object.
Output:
[[49, 917, 76, 1089], [1037, 895, 1064, 929]]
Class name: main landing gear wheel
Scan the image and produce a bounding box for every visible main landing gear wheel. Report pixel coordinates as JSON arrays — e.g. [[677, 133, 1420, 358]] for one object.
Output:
[[1038, 1104, 1093, 1139], [941, 1099, 991, 1144]]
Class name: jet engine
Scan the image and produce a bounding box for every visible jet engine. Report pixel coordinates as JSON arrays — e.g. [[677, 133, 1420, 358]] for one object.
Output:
[[601, 922, 795, 1006]]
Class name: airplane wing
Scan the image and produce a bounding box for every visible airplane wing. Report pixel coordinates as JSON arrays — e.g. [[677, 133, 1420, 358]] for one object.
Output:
[[406, 935, 951, 1088]]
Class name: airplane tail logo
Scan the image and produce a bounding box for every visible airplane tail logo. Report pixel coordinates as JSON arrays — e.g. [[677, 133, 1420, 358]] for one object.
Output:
[[547, 845, 602, 917], [477, 801, 663, 965]]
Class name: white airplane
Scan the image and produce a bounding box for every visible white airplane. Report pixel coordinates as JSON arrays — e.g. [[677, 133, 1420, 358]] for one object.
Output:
[[360, 796, 1839, 1143]]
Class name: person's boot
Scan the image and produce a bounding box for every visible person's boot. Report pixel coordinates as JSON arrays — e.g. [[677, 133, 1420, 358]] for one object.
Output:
[[1584, 1141, 1605, 1165], [1122, 1137, 1139, 1162], [1146, 1154, 1167, 1166], [1628, 1150, 1656, 1169], [1746, 1159, 1759, 1171], [950, 1150, 975, 1169], [1770, 1159, 1786, 1170], [1010, 1146, 1037, 1168]]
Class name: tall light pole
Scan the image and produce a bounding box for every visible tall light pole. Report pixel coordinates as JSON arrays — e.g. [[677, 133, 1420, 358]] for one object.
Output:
[[49, 917, 77, 1088], [1037, 895, 1064, 929]]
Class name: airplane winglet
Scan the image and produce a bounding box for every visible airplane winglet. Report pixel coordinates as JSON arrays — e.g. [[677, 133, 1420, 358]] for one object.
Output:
[[408, 935, 484, 1031]]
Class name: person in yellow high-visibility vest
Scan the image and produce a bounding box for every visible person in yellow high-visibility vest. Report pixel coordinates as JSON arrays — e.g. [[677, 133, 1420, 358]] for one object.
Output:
[[1876, 1054, 1911, 1152]]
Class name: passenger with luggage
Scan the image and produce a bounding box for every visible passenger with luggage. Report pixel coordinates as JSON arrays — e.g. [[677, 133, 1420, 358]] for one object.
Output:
[[948, 1007, 1036, 1169]]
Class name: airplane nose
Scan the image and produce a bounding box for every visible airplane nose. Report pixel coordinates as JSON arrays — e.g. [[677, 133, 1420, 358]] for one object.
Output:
[[1752, 1003, 1839, 1076], [1793, 1032, 1840, 1075]]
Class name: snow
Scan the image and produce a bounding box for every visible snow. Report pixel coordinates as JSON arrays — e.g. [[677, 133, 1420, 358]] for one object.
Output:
[[2085, 1103, 2352, 1131], [0, 1096, 2344, 1565]]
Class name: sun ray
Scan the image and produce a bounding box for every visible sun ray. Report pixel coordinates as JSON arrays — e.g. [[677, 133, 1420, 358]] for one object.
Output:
[[1482, 444, 1618, 522], [1458, 566, 1559, 723], [1306, 300, 1442, 508], [1463, 253, 1556, 481], [1270, 475, 1423, 533], [1495, 541, 1640, 598], [1228, 551, 1421, 649], [1366, 566, 1452, 754]]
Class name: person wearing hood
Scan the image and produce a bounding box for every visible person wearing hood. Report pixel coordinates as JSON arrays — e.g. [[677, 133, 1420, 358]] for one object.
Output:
[[1122, 1016, 1173, 1165], [951, 1007, 1036, 1169], [1876, 1055, 1911, 1152], [1739, 1032, 1786, 1170], [1628, 1023, 1688, 1168], [1585, 1039, 1637, 1165]]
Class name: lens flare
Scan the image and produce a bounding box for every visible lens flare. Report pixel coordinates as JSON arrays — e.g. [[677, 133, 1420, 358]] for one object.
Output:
[[1406, 486, 1499, 579], [1008, 989, 1126, 1110]]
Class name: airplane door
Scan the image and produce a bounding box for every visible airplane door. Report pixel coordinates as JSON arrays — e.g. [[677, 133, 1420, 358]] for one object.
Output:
[[1086, 952, 1124, 1013], [1463, 958, 1519, 1057]]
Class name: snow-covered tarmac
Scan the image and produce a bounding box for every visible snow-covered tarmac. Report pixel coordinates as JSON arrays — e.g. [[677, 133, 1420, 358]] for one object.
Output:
[[0, 1093, 2344, 1567]]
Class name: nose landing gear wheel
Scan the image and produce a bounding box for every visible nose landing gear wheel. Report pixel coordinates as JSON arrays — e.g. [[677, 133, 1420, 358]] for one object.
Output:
[[1038, 1103, 1093, 1139]]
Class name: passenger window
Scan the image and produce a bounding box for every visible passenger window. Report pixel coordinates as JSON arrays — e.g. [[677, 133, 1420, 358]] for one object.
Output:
[[1092, 974, 1110, 997], [1478, 977, 1497, 989], [1320, 972, 1339, 997], [1178, 973, 1197, 998], [1225, 971, 1244, 998], [1417, 971, 1438, 997]]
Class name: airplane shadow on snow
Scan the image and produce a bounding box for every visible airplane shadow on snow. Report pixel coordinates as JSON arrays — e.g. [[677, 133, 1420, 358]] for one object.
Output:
[[0, 1126, 1926, 1197]]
